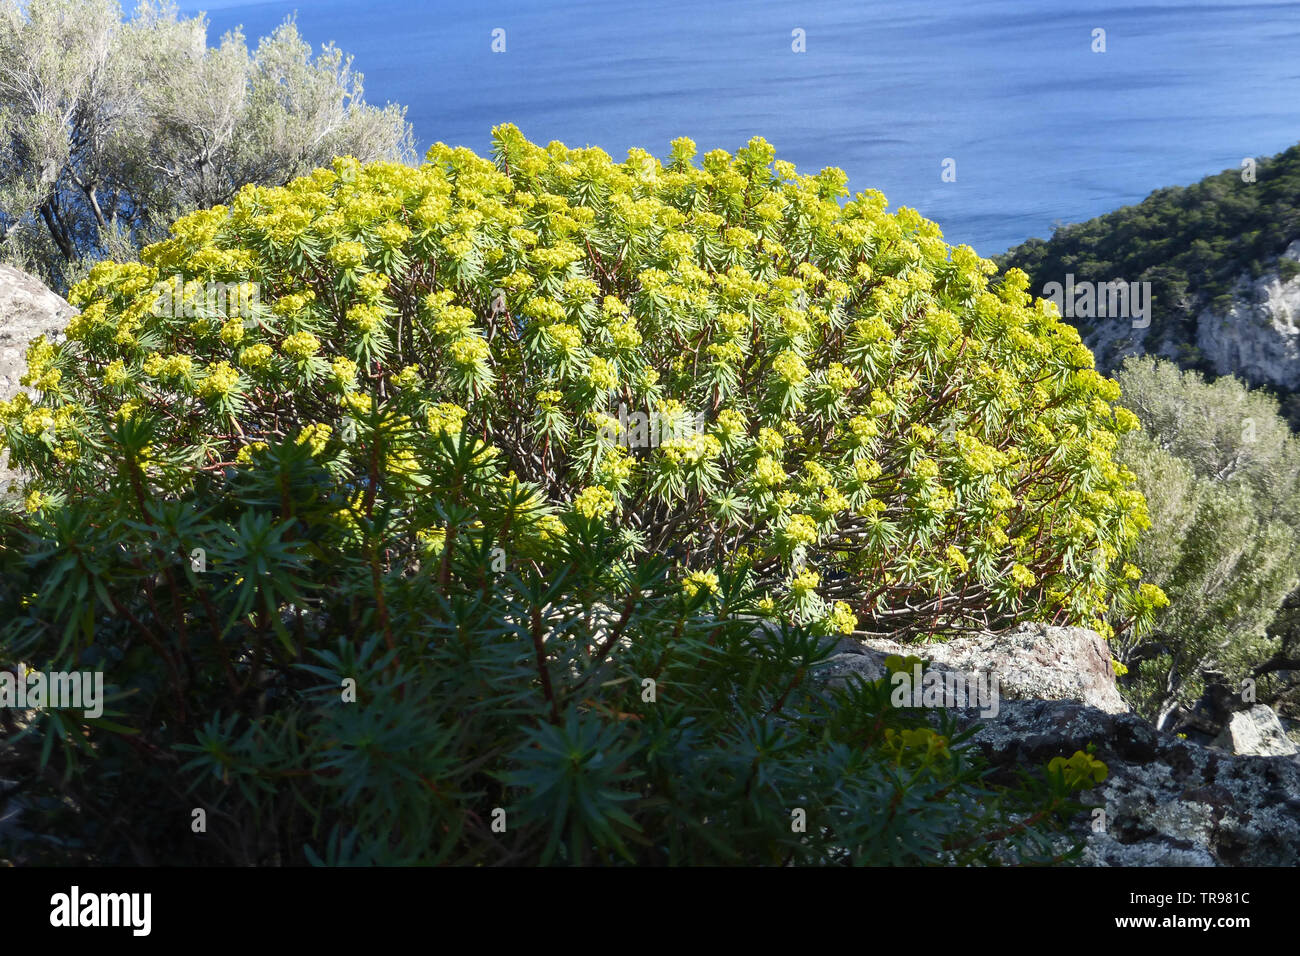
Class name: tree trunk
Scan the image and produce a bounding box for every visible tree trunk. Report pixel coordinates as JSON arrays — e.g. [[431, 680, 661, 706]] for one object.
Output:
[[1154, 699, 1180, 731], [1154, 662, 1182, 730], [84, 184, 108, 233], [39, 201, 75, 261]]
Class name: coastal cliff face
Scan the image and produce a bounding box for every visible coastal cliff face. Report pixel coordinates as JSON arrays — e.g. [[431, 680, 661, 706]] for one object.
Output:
[[1079, 239, 1300, 391], [1079, 308, 1160, 375], [1195, 239, 1300, 391], [0, 264, 75, 492]]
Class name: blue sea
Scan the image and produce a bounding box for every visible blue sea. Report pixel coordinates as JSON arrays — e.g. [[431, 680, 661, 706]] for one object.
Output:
[[176, 0, 1300, 257]]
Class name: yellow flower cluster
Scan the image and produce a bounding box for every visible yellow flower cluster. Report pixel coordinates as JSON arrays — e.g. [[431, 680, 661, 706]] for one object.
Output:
[[754, 456, 787, 488], [826, 601, 857, 635], [327, 241, 367, 270], [586, 357, 618, 393], [281, 332, 321, 360], [330, 356, 359, 388], [449, 336, 490, 367], [235, 442, 267, 464], [1048, 750, 1108, 789], [198, 362, 241, 401], [781, 513, 819, 548], [103, 360, 131, 389], [239, 344, 273, 370], [295, 423, 333, 457], [347, 304, 386, 335], [771, 350, 809, 385], [659, 432, 722, 469], [572, 485, 616, 519], [789, 568, 820, 599], [427, 402, 468, 436], [682, 570, 720, 598], [390, 364, 422, 389], [143, 353, 195, 382]]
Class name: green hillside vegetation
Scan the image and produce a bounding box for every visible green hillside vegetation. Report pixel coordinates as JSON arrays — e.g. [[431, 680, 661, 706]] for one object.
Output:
[[998, 143, 1300, 400], [999, 145, 1300, 724], [1110, 357, 1300, 726]]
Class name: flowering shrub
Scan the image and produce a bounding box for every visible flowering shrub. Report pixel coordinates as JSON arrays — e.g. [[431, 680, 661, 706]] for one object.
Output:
[[1, 125, 1164, 640]]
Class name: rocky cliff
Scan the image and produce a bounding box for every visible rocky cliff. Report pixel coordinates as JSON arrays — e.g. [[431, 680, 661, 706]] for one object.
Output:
[[1080, 240, 1300, 392], [1195, 239, 1300, 391]]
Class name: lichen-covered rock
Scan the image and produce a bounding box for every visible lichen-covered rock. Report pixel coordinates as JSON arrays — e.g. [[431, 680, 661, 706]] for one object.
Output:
[[817, 622, 1128, 714], [1211, 704, 1299, 757], [813, 623, 1300, 865], [0, 264, 75, 492], [959, 699, 1300, 866]]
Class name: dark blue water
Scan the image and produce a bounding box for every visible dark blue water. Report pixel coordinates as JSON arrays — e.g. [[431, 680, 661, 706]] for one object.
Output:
[[177, 0, 1300, 256]]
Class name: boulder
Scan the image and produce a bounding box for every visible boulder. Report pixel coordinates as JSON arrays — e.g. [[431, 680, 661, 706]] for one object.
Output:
[[959, 699, 1300, 866], [1211, 704, 1299, 757], [0, 264, 76, 492], [816, 622, 1128, 714], [813, 624, 1300, 865]]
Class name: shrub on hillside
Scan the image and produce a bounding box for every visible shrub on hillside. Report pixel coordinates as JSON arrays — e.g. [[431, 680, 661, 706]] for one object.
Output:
[[1261, 588, 1300, 721], [0, 126, 1162, 644]]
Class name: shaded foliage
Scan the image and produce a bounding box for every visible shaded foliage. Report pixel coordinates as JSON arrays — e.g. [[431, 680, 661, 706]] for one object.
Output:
[[0, 432, 1098, 865]]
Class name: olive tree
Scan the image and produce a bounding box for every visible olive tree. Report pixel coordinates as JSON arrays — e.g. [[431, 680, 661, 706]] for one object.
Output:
[[1110, 356, 1300, 725], [0, 0, 413, 290]]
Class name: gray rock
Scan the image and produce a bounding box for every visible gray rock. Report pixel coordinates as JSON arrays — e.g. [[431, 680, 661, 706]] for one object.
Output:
[[957, 699, 1300, 866], [0, 263, 75, 492], [1211, 704, 1299, 757], [1081, 310, 1159, 377], [1195, 239, 1300, 391], [1077, 239, 1300, 391], [818, 622, 1128, 714], [812, 623, 1300, 865]]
